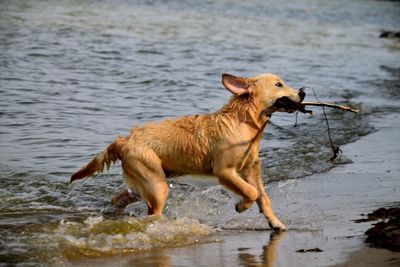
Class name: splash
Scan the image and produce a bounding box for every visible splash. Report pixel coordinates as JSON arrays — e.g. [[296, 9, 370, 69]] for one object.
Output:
[[4, 215, 213, 265]]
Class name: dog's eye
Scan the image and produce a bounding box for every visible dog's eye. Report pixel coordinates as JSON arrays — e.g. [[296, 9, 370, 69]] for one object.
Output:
[[275, 82, 283, 88]]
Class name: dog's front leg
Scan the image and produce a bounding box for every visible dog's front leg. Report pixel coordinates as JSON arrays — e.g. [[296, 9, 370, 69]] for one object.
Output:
[[214, 168, 259, 212], [244, 160, 286, 231]]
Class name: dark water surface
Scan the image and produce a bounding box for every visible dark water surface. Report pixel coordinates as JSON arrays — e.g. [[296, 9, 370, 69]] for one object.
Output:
[[1, 0, 399, 265]]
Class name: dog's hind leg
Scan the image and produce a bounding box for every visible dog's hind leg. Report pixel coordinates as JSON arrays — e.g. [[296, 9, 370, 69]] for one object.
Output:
[[121, 149, 169, 216], [244, 161, 286, 231]]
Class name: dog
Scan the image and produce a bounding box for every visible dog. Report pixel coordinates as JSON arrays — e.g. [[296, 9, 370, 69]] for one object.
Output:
[[70, 73, 305, 231]]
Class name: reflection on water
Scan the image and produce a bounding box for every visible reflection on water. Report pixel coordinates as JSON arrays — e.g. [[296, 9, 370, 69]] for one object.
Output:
[[74, 230, 286, 267], [238, 231, 285, 267], [1, 0, 400, 265]]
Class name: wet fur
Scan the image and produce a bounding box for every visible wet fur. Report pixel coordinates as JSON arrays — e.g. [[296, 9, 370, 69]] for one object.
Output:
[[70, 73, 304, 230]]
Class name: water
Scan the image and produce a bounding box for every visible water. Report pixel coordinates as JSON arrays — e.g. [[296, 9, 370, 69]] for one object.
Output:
[[1, 0, 399, 265]]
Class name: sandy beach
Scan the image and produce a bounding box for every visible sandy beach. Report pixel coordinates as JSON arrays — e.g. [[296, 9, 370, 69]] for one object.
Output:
[[334, 247, 399, 267], [70, 113, 399, 267]]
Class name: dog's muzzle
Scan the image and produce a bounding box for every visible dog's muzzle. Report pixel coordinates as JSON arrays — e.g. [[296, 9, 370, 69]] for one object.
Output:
[[274, 88, 305, 109], [273, 88, 310, 113], [274, 87, 312, 114], [273, 97, 301, 111]]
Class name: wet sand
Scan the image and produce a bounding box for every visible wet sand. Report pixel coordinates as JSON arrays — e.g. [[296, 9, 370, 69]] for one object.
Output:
[[334, 246, 400, 267], [73, 112, 400, 266]]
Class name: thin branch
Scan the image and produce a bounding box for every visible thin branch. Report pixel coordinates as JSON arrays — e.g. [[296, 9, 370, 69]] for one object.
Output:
[[308, 89, 343, 161], [301, 101, 359, 113]]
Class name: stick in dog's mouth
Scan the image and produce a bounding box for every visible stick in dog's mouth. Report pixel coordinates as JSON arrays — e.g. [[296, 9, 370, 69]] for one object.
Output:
[[273, 97, 313, 114], [273, 97, 360, 114]]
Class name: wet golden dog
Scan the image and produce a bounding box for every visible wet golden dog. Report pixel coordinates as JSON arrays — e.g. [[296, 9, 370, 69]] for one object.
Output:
[[70, 73, 305, 231]]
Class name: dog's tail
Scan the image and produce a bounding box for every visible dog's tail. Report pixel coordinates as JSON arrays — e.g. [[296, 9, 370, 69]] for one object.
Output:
[[70, 136, 126, 184]]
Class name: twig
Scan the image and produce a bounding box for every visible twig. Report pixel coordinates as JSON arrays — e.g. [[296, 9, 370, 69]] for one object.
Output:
[[309, 89, 343, 161], [296, 248, 323, 253], [294, 111, 299, 127], [301, 101, 359, 113]]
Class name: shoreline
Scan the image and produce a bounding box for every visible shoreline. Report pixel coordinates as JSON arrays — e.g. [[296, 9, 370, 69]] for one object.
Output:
[[72, 111, 400, 266], [331, 111, 400, 267]]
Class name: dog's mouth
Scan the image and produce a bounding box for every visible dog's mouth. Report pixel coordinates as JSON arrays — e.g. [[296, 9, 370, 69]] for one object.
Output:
[[273, 97, 311, 114]]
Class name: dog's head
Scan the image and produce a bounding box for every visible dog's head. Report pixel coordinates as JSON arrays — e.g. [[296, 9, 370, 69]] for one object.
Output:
[[222, 73, 305, 114]]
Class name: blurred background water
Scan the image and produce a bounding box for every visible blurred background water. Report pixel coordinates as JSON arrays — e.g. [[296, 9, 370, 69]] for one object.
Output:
[[0, 0, 399, 265]]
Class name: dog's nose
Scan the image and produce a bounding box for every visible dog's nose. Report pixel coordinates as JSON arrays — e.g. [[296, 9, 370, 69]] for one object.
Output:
[[298, 88, 306, 101]]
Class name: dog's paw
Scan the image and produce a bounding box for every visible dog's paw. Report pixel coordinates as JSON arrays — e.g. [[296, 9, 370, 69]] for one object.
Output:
[[268, 220, 286, 231], [235, 199, 254, 213], [235, 202, 244, 213]]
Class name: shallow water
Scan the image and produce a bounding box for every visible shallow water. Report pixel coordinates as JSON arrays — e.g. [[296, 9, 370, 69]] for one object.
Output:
[[1, 0, 400, 265]]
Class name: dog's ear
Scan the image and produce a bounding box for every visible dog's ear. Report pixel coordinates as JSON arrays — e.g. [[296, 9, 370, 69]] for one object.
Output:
[[222, 74, 250, 96]]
